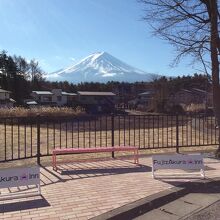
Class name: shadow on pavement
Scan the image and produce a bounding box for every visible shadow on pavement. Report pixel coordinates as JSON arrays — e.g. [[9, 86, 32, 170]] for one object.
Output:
[[60, 164, 151, 175], [0, 196, 50, 213]]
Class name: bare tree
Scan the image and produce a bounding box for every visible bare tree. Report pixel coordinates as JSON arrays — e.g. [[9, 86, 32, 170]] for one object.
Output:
[[139, 0, 220, 151], [29, 59, 44, 82], [13, 56, 30, 79]]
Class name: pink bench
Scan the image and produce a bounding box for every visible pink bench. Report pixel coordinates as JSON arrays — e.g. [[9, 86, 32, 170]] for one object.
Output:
[[52, 146, 139, 171]]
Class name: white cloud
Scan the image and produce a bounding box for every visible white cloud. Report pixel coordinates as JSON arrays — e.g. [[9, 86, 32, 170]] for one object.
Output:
[[69, 57, 76, 62]]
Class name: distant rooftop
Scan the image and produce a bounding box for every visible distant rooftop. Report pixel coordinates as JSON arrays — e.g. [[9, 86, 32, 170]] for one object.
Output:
[[0, 89, 11, 93], [26, 101, 37, 105], [77, 91, 116, 96], [138, 91, 154, 96], [61, 92, 77, 96], [32, 91, 53, 95], [181, 89, 193, 93], [180, 88, 211, 94], [192, 88, 210, 94], [9, 98, 16, 102]]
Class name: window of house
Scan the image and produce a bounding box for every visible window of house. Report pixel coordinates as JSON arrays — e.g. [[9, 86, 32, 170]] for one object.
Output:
[[81, 97, 86, 101], [57, 96, 62, 101], [43, 96, 52, 102]]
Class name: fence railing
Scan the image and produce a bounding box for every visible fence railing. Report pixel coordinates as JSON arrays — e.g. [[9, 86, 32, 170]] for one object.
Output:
[[0, 114, 218, 163]]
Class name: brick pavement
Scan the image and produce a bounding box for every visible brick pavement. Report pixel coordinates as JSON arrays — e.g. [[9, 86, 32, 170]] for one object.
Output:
[[0, 156, 219, 220]]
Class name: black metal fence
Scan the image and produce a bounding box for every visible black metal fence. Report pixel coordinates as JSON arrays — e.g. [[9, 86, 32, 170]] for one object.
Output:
[[0, 114, 218, 163]]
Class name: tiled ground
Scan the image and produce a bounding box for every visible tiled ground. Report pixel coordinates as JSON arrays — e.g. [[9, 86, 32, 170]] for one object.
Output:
[[0, 156, 219, 220]]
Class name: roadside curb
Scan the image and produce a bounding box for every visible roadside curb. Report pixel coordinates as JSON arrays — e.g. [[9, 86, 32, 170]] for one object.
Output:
[[91, 178, 220, 220]]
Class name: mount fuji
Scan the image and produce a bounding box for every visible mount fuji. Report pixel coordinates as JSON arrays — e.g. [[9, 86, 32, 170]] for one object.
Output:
[[47, 52, 156, 83]]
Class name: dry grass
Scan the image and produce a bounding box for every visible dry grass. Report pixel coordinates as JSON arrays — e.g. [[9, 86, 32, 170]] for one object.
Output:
[[0, 107, 83, 117], [184, 103, 206, 113]]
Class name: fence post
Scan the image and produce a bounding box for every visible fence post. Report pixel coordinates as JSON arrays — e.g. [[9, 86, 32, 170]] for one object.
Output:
[[176, 114, 179, 153], [111, 114, 115, 158], [36, 115, 41, 165]]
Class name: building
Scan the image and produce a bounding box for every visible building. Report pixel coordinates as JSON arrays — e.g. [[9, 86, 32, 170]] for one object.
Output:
[[77, 91, 116, 113], [192, 88, 213, 106], [51, 89, 77, 107], [29, 90, 117, 112], [128, 90, 155, 111], [169, 88, 212, 106], [137, 90, 155, 105], [0, 89, 16, 108], [30, 91, 54, 106], [30, 89, 77, 107]]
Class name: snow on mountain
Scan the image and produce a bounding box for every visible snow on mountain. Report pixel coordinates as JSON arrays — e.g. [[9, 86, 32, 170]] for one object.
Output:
[[47, 52, 157, 83]]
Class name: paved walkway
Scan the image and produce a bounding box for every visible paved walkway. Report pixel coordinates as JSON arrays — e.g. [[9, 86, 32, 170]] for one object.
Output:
[[0, 156, 219, 220], [134, 186, 220, 220]]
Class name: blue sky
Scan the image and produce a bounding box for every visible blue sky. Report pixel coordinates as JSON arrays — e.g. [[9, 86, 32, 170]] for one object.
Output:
[[0, 0, 202, 76]]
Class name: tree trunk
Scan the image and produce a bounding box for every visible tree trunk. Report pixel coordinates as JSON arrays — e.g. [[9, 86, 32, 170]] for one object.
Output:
[[209, 0, 220, 151]]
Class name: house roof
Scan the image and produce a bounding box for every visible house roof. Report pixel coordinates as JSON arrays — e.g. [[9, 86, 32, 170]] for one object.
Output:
[[32, 91, 53, 95], [192, 88, 210, 94], [26, 101, 38, 105], [0, 89, 11, 93], [9, 98, 16, 103], [61, 92, 77, 96], [77, 91, 116, 96], [179, 88, 211, 95], [138, 91, 154, 96], [180, 89, 193, 93]]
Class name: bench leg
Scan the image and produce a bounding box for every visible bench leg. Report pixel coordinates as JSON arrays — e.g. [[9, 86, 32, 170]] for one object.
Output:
[[134, 150, 136, 164], [52, 154, 54, 169], [136, 149, 139, 164], [52, 153, 57, 171], [134, 149, 139, 164]]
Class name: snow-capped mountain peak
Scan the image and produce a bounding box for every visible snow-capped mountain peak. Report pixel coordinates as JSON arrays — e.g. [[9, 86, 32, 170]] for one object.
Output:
[[47, 52, 156, 83]]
